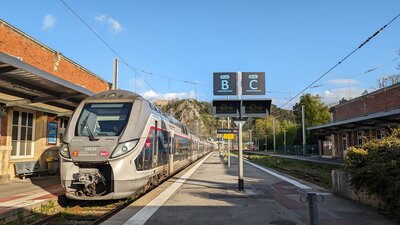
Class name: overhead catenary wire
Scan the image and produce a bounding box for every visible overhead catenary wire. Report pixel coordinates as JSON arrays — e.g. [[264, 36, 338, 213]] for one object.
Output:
[[280, 12, 400, 108], [309, 56, 399, 89], [59, 0, 159, 92], [59, 0, 208, 92]]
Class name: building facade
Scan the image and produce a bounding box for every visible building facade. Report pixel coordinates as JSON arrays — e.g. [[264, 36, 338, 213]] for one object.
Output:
[[308, 83, 400, 159], [0, 19, 111, 183]]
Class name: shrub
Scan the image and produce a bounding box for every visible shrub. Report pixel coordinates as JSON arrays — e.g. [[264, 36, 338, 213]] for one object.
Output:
[[345, 128, 400, 221]]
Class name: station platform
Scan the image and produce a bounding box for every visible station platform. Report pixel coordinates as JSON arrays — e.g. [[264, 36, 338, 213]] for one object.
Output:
[[246, 150, 345, 166], [0, 175, 63, 222], [103, 151, 395, 225]]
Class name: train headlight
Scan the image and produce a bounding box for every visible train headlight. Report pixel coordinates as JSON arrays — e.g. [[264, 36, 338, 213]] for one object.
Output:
[[60, 143, 71, 159], [111, 140, 139, 158]]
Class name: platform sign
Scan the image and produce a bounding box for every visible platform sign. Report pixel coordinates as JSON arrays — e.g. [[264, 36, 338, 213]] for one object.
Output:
[[242, 72, 265, 95], [241, 99, 271, 118], [217, 129, 238, 134], [212, 100, 241, 117], [213, 72, 237, 95], [223, 134, 235, 140]]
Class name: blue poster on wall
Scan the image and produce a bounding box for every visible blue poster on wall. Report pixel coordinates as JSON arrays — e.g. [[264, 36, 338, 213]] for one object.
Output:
[[48, 122, 58, 144]]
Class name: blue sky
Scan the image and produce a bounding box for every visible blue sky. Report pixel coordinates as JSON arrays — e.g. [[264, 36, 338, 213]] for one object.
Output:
[[1, 0, 400, 108]]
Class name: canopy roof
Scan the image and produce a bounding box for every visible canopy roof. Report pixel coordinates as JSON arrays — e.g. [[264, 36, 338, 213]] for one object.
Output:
[[308, 107, 400, 135], [0, 52, 93, 115]]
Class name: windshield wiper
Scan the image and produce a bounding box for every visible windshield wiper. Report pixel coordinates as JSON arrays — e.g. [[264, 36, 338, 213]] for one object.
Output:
[[81, 113, 98, 141], [84, 121, 98, 141]]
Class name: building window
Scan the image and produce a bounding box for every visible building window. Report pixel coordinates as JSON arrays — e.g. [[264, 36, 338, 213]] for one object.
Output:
[[342, 133, 348, 150], [11, 110, 35, 158], [376, 129, 384, 140], [357, 131, 364, 146]]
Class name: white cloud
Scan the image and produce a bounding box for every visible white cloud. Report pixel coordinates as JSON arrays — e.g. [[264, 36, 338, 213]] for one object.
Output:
[[327, 79, 359, 85], [142, 90, 160, 99], [95, 14, 124, 33], [321, 87, 364, 105], [141, 90, 195, 101], [107, 17, 124, 33], [42, 14, 56, 30], [94, 15, 107, 23]]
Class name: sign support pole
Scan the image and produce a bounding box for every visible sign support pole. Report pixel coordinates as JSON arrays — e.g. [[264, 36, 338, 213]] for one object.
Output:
[[227, 117, 231, 167], [236, 71, 245, 191], [235, 120, 245, 192], [273, 117, 276, 154], [302, 105, 307, 157]]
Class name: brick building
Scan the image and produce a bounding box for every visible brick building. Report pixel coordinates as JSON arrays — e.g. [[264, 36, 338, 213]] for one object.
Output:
[[308, 83, 400, 159], [0, 19, 112, 183]]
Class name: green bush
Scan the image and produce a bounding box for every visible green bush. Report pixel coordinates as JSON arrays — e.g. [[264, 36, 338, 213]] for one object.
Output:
[[345, 128, 400, 221]]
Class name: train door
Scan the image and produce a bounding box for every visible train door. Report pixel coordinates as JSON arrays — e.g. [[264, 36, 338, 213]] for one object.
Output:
[[152, 120, 158, 168], [159, 120, 169, 175], [168, 130, 174, 175]]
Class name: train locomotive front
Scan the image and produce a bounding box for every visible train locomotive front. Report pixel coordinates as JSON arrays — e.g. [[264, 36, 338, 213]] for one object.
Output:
[[60, 90, 157, 200]]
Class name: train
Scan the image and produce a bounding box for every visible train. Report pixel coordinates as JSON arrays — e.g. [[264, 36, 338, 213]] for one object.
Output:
[[59, 90, 213, 200]]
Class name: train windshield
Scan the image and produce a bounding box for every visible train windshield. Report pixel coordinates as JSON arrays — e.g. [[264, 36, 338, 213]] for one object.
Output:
[[75, 103, 132, 137]]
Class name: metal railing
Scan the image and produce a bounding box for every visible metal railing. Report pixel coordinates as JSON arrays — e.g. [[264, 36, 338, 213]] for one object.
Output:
[[274, 145, 319, 156]]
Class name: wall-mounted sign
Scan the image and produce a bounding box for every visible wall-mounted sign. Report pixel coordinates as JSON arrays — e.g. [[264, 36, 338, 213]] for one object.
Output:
[[242, 72, 265, 95], [47, 122, 58, 144], [213, 72, 237, 95]]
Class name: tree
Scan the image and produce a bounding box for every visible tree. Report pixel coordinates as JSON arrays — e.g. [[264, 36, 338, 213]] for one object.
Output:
[[292, 94, 330, 145], [376, 50, 400, 89], [293, 94, 330, 127], [377, 74, 400, 88]]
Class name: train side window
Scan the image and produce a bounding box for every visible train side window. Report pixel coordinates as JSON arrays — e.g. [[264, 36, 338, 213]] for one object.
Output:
[[174, 136, 180, 162], [157, 131, 168, 166], [162, 130, 169, 153]]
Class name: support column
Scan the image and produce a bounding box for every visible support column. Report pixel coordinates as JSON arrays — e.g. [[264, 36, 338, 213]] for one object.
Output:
[[0, 112, 11, 184]]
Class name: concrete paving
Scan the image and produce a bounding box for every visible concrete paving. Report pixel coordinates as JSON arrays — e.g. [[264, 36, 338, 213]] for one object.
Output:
[[0, 175, 63, 223], [104, 151, 395, 225]]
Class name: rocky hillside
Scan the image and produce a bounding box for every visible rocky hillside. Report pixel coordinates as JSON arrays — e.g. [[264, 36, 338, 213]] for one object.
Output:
[[156, 99, 218, 137]]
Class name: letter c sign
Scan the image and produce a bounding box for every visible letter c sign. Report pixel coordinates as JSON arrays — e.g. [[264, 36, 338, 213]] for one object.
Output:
[[242, 72, 265, 95], [249, 80, 258, 90]]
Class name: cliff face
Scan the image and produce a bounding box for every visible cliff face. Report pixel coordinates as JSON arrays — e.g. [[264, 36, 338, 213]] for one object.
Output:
[[156, 98, 218, 137]]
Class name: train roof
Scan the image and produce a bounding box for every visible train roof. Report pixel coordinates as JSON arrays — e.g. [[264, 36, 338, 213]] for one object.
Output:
[[85, 90, 142, 101]]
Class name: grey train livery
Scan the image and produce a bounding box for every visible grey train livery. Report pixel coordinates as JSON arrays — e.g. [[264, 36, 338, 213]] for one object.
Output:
[[59, 90, 212, 200]]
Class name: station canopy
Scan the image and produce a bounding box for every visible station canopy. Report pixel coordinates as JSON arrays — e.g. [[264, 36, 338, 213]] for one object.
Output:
[[0, 52, 93, 116], [308, 107, 400, 136]]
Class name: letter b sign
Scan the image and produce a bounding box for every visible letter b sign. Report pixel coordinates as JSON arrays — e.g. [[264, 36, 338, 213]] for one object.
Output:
[[222, 80, 229, 90], [213, 72, 237, 95]]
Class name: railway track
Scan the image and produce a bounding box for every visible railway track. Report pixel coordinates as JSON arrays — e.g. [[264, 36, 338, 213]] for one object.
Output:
[[23, 196, 130, 225], [27, 201, 126, 225], [242, 153, 324, 184]]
